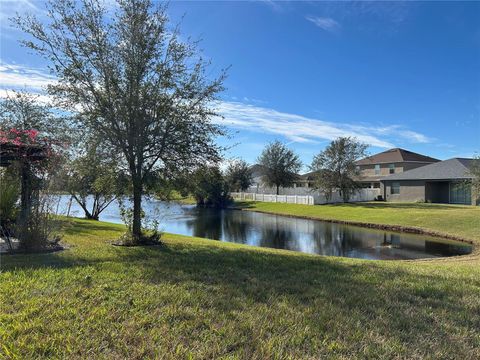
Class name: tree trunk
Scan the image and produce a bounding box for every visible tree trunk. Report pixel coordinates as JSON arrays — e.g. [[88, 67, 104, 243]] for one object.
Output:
[[276, 185, 279, 195], [132, 176, 143, 241], [19, 162, 32, 228]]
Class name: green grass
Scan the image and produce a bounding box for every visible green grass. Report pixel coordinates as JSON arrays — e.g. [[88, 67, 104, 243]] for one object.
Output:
[[1, 212, 480, 359], [236, 201, 480, 248]]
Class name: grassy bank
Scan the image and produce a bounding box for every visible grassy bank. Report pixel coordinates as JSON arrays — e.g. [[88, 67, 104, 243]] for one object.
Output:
[[1, 216, 480, 359], [236, 201, 480, 251]]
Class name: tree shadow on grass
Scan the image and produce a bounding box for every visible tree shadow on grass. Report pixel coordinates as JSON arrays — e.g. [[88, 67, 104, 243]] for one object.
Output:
[[62, 218, 126, 236], [2, 232, 479, 357]]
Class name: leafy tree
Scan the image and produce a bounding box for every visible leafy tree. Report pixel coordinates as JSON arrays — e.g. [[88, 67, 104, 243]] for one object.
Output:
[[0, 91, 73, 145], [15, 0, 226, 243], [0, 92, 70, 249], [310, 137, 367, 202], [62, 141, 123, 220], [190, 166, 231, 208], [471, 155, 480, 204], [257, 141, 302, 195], [225, 159, 252, 192]]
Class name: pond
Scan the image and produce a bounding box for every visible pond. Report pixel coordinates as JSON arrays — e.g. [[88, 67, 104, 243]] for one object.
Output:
[[55, 196, 472, 260]]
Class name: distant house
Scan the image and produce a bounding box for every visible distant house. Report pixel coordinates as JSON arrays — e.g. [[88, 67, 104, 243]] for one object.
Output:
[[293, 171, 317, 188], [381, 158, 478, 205], [249, 164, 268, 190], [355, 148, 439, 189]]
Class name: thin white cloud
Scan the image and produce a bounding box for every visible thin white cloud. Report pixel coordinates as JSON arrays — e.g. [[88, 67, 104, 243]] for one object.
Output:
[[374, 125, 432, 144], [0, 62, 56, 90], [0, 61, 431, 148], [306, 16, 340, 32], [216, 101, 432, 148], [216, 101, 395, 148]]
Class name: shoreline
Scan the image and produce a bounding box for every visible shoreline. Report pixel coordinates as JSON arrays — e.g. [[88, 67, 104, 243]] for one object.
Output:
[[229, 204, 477, 254]]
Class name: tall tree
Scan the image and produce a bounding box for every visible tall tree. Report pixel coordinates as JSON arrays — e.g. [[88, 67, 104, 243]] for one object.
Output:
[[471, 155, 480, 205], [310, 137, 367, 202], [257, 141, 302, 195], [225, 159, 252, 192], [15, 0, 226, 243]]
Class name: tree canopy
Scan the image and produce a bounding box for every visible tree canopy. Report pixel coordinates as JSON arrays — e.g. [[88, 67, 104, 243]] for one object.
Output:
[[257, 141, 302, 195], [310, 137, 367, 202], [225, 159, 252, 192], [14, 0, 227, 242]]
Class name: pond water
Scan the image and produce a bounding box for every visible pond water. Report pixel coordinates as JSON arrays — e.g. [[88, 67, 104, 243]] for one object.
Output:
[[55, 196, 472, 260]]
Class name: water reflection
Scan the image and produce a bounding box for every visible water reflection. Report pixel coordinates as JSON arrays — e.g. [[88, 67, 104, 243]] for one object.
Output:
[[55, 196, 472, 260]]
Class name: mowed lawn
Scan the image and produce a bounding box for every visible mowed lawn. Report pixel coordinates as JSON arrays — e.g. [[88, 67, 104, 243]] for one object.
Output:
[[0, 203, 479, 359]]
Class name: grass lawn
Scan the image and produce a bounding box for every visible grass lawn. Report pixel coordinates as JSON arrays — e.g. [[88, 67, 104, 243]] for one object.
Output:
[[1, 206, 480, 359]]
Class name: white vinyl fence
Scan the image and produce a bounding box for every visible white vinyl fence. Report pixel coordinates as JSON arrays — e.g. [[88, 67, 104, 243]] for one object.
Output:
[[231, 188, 381, 205]]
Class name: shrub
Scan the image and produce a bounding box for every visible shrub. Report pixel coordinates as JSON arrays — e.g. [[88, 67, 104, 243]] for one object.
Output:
[[0, 172, 20, 228], [191, 166, 232, 208]]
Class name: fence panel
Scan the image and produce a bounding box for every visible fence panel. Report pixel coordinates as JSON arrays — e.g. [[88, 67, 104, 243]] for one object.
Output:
[[231, 188, 380, 206]]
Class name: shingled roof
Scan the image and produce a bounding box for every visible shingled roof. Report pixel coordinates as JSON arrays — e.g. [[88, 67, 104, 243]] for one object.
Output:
[[355, 148, 439, 165], [382, 158, 475, 181]]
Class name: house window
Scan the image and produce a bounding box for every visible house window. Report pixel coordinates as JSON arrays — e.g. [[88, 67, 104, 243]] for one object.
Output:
[[389, 164, 395, 174], [391, 182, 400, 195], [449, 182, 471, 205], [373, 182, 381, 189], [374, 164, 381, 175], [355, 165, 360, 173]]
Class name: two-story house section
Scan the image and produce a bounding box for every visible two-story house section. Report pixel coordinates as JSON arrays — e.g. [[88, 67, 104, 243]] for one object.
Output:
[[355, 148, 440, 189]]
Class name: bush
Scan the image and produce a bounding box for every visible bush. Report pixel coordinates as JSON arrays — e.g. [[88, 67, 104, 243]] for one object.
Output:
[[15, 194, 62, 252], [0, 172, 20, 228], [191, 166, 232, 208]]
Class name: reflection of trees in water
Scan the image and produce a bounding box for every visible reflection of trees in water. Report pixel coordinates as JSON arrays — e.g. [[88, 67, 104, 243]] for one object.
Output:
[[257, 216, 295, 250], [309, 223, 377, 256], [184, 208, 223, 240], [221, 211, 249, 244], [179, 206, 471, 259]]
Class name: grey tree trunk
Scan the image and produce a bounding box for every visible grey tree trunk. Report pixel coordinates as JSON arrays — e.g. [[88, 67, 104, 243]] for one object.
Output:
[[132, 176, 142, 240]]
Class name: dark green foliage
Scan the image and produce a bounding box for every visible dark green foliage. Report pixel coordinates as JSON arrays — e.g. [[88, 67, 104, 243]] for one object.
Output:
[[311, 137, 368, 202], [191, 166, 232, 208], [257, 141, 302, 194], [0, 170, 20, 229], [225, 159, 252, 192]]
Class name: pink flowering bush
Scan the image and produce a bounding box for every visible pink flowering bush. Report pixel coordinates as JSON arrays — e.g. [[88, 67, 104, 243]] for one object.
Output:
[[1, 128, 42, 147]]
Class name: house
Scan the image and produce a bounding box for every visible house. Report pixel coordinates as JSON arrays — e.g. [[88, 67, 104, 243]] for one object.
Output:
[[381, 158, 478, 205], [355, 148, 439, 189], [249, 164, 268, 190], [293, 171, 318, 188]]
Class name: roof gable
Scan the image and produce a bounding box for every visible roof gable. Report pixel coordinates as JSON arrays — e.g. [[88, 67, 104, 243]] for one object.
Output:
[[355, 148, 439, 165]]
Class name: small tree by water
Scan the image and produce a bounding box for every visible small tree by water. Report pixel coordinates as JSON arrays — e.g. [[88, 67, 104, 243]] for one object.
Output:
[[225, 159, 252, 192], [190, 166, 231, 208], [310, 137, 367, 202], [61, 140, 124, 220], [257, 141, 302, 195]]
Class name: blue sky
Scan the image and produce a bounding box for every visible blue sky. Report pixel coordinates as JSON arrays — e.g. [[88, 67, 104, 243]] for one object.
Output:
[[1, 1, 479, 171]]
